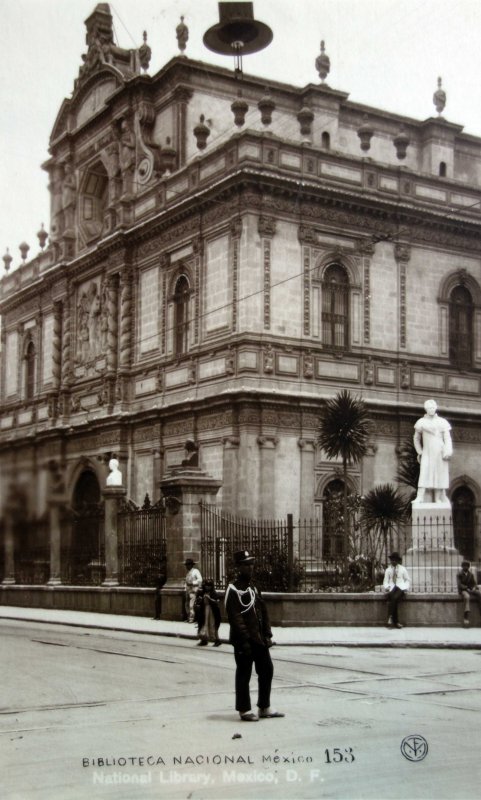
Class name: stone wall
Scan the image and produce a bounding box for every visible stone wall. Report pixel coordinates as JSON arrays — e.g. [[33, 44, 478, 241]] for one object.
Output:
[[0, 585, 469, 628]]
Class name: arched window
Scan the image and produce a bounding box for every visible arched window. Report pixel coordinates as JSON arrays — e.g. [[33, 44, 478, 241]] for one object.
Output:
[[452, 486, 475, 561], [321, 264, 349, 350], [322, 478, 346, 557], [173, 275, 190, 355], [449, 284, 473, 369], [322, 131, 330, 150], [25, 341, 36, 400], [439, 161, 447, 177]]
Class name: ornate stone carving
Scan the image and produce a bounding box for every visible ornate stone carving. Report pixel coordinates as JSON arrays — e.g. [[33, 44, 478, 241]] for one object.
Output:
[[263, 345, 274, 373], [298, 224, 317, 245], [394, 243, 411, 263], [75, 279, 103, 364], [303, 353, 314, 378], [258, 216, 276, 237], [119, 269, 133, 370], [52, 301, 62, 391]]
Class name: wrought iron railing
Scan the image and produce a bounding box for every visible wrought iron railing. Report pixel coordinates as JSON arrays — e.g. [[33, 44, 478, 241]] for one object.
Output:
[[118, 495, 166, 586], [200, 504, 476, 593]]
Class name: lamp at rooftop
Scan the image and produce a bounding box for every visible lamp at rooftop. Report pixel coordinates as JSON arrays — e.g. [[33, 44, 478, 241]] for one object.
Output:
[[203, 2, 273, 79]]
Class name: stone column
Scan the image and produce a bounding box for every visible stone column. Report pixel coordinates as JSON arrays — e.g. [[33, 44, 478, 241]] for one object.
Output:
[[297, 438, 316, 520], [47, 498, 63, 585], [2, 512, 16, 585], [159, 468, 221, 619], [257, 436, 278, 518], [222, 437, 240, 513], [101, 486, 126, 586]]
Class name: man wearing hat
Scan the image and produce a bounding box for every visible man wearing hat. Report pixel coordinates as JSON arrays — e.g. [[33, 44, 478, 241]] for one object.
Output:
[[224, 550, 285, 722], [383, 552, 410, 628], [184, 558, 202, 623]]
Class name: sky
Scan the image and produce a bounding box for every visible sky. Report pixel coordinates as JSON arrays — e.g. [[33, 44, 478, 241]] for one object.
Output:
[[1, 0, 480, 273]]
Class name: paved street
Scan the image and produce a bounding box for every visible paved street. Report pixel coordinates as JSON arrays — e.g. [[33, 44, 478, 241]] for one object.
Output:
[[2, 619, 481, 799]]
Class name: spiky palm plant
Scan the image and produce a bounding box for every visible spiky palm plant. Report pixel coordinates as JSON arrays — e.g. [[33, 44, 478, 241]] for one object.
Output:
[[361, 483, 407, 559], [317, 390, 371, 548], [395, 438, 420, 517]]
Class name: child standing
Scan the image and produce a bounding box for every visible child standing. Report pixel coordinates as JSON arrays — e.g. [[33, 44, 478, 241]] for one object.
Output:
[[194, 579, 222, 646]]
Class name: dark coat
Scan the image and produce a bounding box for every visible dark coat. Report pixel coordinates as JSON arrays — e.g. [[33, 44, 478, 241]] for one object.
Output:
[[225, 578, 272, 649], [457, 569, 477, 594], [194, 587, 221, 631]]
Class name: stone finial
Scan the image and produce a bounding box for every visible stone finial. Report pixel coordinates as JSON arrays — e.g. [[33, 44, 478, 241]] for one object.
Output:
[[231, 91, 248, 127], [2, 248, 12, 273], [433, 76, 446, 116], [357, 115, 374, 152], [315, 40, 330, 83], [176, 15, 189, 54], [139, 31, 152, 72], [297, 105, 314, 141], [193, 115, 210, 150], [393, 125, 410, 160], [258, 88, 275, 126], [37, 224, 48, 250], [19, 242, 30, 262]]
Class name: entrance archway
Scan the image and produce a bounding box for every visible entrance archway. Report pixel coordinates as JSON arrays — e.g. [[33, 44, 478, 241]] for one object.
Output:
[[69, 469, 104, 584], [452, 486, 475, 561]]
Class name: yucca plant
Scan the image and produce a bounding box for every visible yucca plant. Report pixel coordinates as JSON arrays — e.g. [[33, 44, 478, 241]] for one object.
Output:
[[317, 390, 371, 548], [361, 483, 407, 560]]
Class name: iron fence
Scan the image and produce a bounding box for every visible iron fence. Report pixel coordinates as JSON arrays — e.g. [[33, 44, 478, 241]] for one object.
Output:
[[118, 496, 166, 586], [61, 504, 105, 585], [200, 503, 293, 591], [200, 505, 475, 593], [15, 517, 50, 585]]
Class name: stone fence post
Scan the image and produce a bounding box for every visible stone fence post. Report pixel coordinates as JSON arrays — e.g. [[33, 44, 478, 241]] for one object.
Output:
[[102, 486, 126, 586], [159, 467, 221, 619]]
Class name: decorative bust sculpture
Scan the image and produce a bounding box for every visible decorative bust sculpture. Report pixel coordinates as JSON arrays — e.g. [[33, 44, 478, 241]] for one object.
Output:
[[106, 458, 122, 486], [413, 399, 452, 503]]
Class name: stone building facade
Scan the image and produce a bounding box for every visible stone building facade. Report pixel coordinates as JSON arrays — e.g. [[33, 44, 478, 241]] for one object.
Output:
[[1, 4, 481, 564]]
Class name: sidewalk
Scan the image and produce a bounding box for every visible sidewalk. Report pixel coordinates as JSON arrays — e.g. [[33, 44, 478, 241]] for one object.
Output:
[[1, 605, 481, 648]]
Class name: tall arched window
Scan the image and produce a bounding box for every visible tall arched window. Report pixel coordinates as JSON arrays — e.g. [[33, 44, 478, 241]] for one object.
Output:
[[25, 341, 36, 400], [322, 478, 346, 557], [439, 161, 447, 177], [321, 264, 349, 350], [174, 275, 190, 355], [449, 284, 473, 369], [452, 486, 475, 561], [322, 131, 330, 150]]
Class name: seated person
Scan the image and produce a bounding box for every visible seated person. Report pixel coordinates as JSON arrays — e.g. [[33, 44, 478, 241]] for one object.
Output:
[[456, 560, 481, 627]]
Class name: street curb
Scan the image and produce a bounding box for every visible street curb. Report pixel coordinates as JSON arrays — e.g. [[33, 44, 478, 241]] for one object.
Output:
[[2, 614, 481, 649]]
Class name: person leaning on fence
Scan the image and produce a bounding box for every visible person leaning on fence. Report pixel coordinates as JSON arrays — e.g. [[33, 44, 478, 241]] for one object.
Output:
[[224, 549, 285, 722], [194, 579, 222, 646], [184, 559, 202, 623], [383, 552, 410, 629], [457, 560, 481, 627]]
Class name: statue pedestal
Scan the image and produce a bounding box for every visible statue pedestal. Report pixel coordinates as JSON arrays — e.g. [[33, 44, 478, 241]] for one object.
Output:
[[404, 502, 460, 592]]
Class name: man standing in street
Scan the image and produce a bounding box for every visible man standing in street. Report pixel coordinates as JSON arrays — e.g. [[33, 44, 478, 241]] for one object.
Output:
[[225, 550, 285, 722], [184, 558, 202, 623]]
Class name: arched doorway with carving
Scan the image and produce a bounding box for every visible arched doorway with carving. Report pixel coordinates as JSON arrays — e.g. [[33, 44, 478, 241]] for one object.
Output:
[[67, 468, 104, 584], [452, 485, 476, 561]]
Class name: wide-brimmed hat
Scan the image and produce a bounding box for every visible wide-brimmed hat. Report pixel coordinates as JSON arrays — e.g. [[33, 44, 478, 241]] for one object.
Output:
[[388, 552, 402, 563], [233, 549, 255, 565], [184, 558, 195, 567]]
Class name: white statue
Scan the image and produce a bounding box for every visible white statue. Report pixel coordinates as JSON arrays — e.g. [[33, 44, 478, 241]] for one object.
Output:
[[106, 458, 122, 487], [413, 399, 452, 503]]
